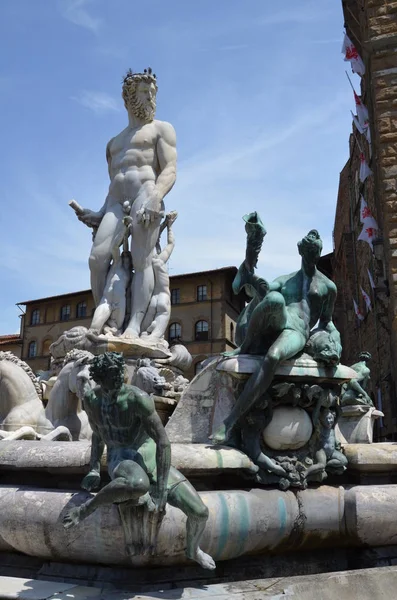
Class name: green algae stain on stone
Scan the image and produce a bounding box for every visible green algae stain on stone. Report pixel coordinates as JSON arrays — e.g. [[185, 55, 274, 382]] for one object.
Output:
[[214, 493, 230, 560], [234, 493, 251, 557], [215, 450, 223, 469], [278, 497, 287, 537]]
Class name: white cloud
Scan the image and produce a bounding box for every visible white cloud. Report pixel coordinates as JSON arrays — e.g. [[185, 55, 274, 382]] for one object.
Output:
[[71, 91, 120, 115], [59, 0, 101, 34], [175, 91, 349, 195]]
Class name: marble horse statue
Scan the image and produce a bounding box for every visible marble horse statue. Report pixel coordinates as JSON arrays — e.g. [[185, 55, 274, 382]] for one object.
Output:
[[0, 352, 51, 438], [44, 349, 94, 440], [0, 351, 93, 440]]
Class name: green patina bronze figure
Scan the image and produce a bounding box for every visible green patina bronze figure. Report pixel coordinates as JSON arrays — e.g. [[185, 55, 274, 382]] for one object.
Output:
[[304, 407, 348, 481], [62, 352, 215, 570], [341, 351, 373, 406], [212, 219, 342, 445], [232, 212, 268, 347]]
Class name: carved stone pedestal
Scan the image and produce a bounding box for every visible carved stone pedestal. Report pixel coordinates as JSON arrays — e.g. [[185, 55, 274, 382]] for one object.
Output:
[[167, 354, 358, 489], [336, 405, 384, 444]]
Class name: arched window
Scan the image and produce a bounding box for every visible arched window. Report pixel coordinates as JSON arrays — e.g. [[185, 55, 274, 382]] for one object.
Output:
[[60, 305, 71, 321], [28, 340, 37, 358], [42, 339, 52, 356], [76, 301, 87, 318], [169, 322, 181, 342], [230, 322, 234, 343], [195, 320, 209, 341], [30, 309, 40, 326]]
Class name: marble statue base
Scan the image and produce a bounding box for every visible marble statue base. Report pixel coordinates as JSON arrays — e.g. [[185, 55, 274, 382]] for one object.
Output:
[[166, 354, 357, 444], [166, 354, 358, 489], [49, 326, 172, 361], [336, 405, 384, 444], [106, 335, 171, 359]]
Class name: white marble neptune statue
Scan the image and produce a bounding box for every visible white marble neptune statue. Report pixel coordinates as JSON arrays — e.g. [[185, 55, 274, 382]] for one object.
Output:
[[71, 68, 177, 344]]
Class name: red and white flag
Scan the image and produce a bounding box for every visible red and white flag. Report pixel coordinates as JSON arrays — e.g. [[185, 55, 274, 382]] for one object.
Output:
[[361, 286, 372, 312], [354, 91, 369, 130], [359, 196, 378, 229], [342, 33, 365, 76], [367, 268, 376, 290], [358, 225, 378, 250], [351, 111, 372, 150], [359, 153, 372, 183], [353, 298, 364, 321], [351, 110, 365, 134]]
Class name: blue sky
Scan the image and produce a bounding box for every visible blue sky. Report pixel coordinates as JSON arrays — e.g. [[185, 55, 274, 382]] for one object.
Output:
[[0, 0, 358, 334]]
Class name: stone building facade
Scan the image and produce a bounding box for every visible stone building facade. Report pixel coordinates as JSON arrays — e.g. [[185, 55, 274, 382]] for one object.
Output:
[[333, 0, 397, 438], [17, 266, 244, 381]]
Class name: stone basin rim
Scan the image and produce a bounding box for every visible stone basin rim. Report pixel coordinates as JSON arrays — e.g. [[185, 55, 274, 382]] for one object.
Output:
[[216, 354, 358, 382]]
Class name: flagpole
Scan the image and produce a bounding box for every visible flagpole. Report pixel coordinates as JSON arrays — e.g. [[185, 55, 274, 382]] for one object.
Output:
[[345, 70, 357, 94], [354, 133, 364, 154]]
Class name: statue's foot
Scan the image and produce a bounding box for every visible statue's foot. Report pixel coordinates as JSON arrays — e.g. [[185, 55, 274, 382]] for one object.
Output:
[[188, 548, 216, 570], [210, 423, 233, 445], [223, 347, 241, 358], [103, 326, 119, 337], [121, 329, 139, 340], [138, 491, 156, 512], [63, 505, 84, 529]]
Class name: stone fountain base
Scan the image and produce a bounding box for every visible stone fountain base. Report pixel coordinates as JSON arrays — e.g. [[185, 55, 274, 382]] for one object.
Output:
[[0, 440, 397, 569], [0, 483, 396, 568]]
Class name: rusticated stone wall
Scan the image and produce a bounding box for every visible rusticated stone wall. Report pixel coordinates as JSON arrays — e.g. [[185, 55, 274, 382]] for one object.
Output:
[[333, 0, 397, 438]]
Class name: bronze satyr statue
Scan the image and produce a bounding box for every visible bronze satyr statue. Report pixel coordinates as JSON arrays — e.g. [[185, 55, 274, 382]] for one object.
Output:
[[62, 352, 215, 570], [212, 221, 341, 445], [341, 351, 373, 406]]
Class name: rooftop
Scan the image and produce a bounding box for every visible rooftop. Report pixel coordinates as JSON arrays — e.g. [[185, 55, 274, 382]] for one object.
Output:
[[0, 334, 22, 346], [17, 266, 238, 305]]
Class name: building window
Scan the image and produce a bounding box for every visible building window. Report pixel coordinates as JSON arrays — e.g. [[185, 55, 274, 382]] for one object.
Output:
[[195, 320, 209, 341], [230, 322, 234, 343], [169, 322, 182, 342], [60, 305, 71, 321], [28, 340, 37, 358], [42, 339, 52, 356], [171, 288, 180, 305], [197, 285, 207, 302], [30, 309, 40, 326], [76, 301, 87, 318]]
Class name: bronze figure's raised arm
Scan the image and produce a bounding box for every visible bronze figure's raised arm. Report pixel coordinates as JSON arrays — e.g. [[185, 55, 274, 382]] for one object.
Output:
[[212, 217, 342, 445]]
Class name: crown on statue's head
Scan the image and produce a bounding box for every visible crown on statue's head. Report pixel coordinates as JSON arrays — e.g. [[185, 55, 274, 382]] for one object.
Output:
[[122, 67, 157, 88]]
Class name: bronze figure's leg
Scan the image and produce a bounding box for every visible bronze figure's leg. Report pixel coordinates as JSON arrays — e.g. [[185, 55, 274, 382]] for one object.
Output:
[[167, 471, 215, 570], [63, 460, 150, 528], [224, 290, 287, 357], [213, 294, 306, 443]]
